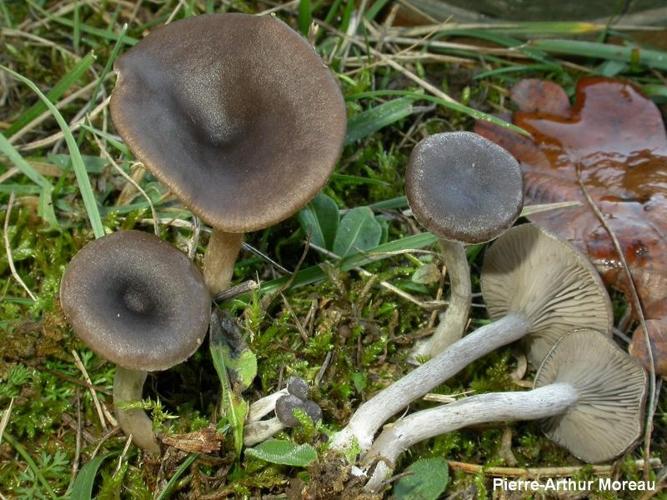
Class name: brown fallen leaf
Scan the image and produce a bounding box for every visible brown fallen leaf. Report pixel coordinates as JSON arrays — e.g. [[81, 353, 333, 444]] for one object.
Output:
[[475, 77, 667, 375], [162, 425, 223, 454]]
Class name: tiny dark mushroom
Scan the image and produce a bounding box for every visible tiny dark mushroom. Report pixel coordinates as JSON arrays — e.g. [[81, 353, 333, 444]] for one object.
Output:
[[330, 224, 612, 454], [60, 231, 211, 454], [406, 132, 523, 361], [287, 376, 310, 401], [363, 329, 647, 492], [245, 393, 322, 446]]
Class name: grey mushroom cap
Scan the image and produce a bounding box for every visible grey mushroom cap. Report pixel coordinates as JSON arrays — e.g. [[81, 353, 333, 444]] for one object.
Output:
[[481, 224, 613, 366], [535, 329, 647, 463], [60, 231, 211, 372], [110, 13, 346, 233], [302, 399, 323, 422], [286, 377, 309, 401], [275, 395, 306, 427], [406, 132, 523, 244]]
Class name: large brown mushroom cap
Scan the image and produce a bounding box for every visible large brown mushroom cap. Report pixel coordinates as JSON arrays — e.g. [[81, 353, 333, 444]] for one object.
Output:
[[406, 132, 523, 244], [535, 329, 647, 463], [60, 231, 211, 372], [110, 14, 346, 233], [481, 224, 613, 366]]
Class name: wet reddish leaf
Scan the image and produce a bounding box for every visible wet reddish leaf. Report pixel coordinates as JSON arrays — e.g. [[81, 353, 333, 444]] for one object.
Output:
[[475, 76, 667, 374]]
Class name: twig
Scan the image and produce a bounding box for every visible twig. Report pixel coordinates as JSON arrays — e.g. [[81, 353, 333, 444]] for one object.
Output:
[[447, 458, 662, 478], [575, 168, 656, 480], [71, 350, 108, 431], [0, 398, 14, 444], [213, 280, 259, 303], [3, 192, 37, 302], [116, 434, 133, 475], [69, 392, 82, 490]]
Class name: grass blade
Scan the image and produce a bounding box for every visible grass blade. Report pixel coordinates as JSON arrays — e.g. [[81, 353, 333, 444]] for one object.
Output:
[[298, 0, 312, 36], [3, 432, 56, 499], [70, 453, 115, 500], [1, 65, 105, 238], [345, 97, 415, 144], [155, 454, 198, 500], [5, 52, 96, 137]]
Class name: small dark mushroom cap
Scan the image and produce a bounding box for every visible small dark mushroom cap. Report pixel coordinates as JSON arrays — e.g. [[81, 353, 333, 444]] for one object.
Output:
[[406, 132, 523, 244], [481, 224, 613, 366], [60, 231, 211, 372], [286, 376, 309, 401], [302, 399, 323, 423], [110, 13, 346, 233], [275, 395, 306, 427], [535, 329, 647, 463]]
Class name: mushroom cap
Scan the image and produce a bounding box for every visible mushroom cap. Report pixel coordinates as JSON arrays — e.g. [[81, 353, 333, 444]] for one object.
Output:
[[275, 394, 306, 427], [110, 14, 346, 233], [406, 132, 524, 244], [535, 329, 647, 463], [481, 224, 613, 366], [60, 231, 211, 372], [302, 399, 323, 422], [286, 376, 309, 401]]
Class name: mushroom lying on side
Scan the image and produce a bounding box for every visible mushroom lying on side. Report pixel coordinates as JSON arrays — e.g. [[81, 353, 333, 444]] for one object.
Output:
[[407, 132, 524, 361], [329, 224, 612, 454], [110, 14, 347, 295], [363, 329, 647, 493], [60, 231, 210, 454]]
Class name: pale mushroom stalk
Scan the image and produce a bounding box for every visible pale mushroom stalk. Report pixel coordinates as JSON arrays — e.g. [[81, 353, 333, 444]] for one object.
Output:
[[329, 313, 532, 453], [248, 388, 289, 422], [114, 367, 160, 454], [330, 224, 613, 454], [405, 132, 524, 362], [202, 230, 244, 294], [244, 417, 285, 446], [364, 330, 648, 493], [364, 384, 577, 493], [411, 240, 471, 361]]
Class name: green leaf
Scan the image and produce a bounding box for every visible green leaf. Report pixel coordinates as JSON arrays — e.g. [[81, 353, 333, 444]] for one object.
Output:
[[345, 97, 415, 144], [393, 457, 449, 500], [0, 133, 57, 228], [411, 263, 441, 285], [70, 453, 115, 500], [245, 439, 317, 467], [297, 0, 312, 36], [1, 65, 105, 238], [298, 193, 339, 250], [209, 311, 253, 456], [333, 207, 382, 258], [48, 153, 108, 173]]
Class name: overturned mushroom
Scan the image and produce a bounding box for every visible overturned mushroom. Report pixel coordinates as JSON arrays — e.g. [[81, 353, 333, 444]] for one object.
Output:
[[364, 329, 647, 493], [330, 224, 612, 454], [110, 13, 347, 294], [60, 231, 211, 454], [407, 132, 523, 361]]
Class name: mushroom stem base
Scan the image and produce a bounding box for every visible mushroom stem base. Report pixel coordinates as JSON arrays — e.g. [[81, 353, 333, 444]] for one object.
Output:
[[244, 417, 286, 446], [114, 367, 160, 454], [363, 383, 578, 493], [203, 230, 244, 295], [409, 239, 471, 362]]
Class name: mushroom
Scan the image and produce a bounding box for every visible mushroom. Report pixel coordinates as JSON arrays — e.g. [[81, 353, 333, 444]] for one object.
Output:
[[244, 393, 322, 446], [60, 231, 210, 454], [363, 329, 647, 493], [407, 132, 523, 361], [329, 224, 612, 454], [110, 13, 347, 294]]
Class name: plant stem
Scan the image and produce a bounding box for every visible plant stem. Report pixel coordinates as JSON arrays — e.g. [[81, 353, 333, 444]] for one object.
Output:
[[113, 367, 160, 455], [202, 230, 244, 295], [329, 313, 531, 454], [363, 383, 579, 493], [410, 239, 471, 362]]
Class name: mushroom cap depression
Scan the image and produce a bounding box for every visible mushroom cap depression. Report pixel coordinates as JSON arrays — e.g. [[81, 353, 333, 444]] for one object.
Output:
[[110, 14, 346, 233], [60, 231, 211, 372], [535, 329, 647, 463], [406, 132, 523, 244], [481, 224, 613, 366]]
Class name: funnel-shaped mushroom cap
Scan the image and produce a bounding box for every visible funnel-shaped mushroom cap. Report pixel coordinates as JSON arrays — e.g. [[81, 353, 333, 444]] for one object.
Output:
[[60, 231, 211, 372], [110, 14, 346, 233], [406, 132, 523, 244], [481, 224, 613, 366], [535, 329, 647, 463]]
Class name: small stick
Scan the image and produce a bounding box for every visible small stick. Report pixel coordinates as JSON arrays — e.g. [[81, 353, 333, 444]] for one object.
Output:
[[0, 398, 14, 445], [3, 192, 37, 301], [72, 350, 108, 430], [213, 280, 259, 303]]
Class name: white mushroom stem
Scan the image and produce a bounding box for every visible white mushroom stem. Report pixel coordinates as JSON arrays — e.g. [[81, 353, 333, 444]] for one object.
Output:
[[244, 417, 286, 446], [248, 388, 289, 422], [202, 230, 244, 295], [113, 367, 160, 454], [363, 383, 579, 493], [329, 313, 532, 454], [409, 240, 471, 363]]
